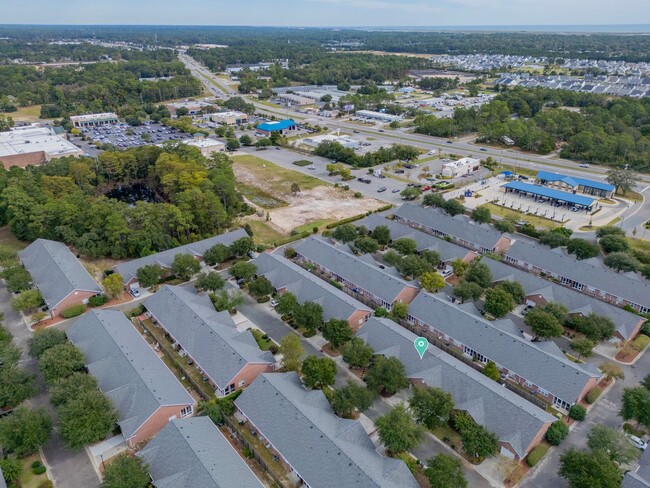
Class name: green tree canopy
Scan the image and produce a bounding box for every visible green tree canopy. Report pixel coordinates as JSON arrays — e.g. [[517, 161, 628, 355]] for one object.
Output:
[[279, 334, 304, 372], [524, 308, 564, 340], [365, 356, 409, 395], [587, 425, 638, 465], [229, 261, 257, 282], [375, 404, 424, 453], [453, 280, 483, 303], [11, 289, 43, 312], [39, 343, 85, 384], [103, 273, 124, 299], [603, 252, 640, 273], [332, 224, 359, 243], [301, 356, 337, 389], [464, 262, 492, 289], [567, 239, 600, 260], [620, 386, 650, 427], [292, 301, 323, 332], [49, 372, 99, 408], [559, 449, 622, 488], [58, 389, 118, 450], [101, 454, 151, 488], [471, 206, 491, 224], [546, 420, 569, 446], [371, 225, 391, 245], [391, 238, 418, 255], [420, 271, 446, 293], [248, 276, 274, 298], [342, 338, 374, 368], [170, 253, 201, 281], [322, 318, 354, 350], [409, 386, 454, 430], [483, 287, 515, 318], [424, 454, 468, 488], [496, 280, 526, 304], [0, 366, 36, 409], [0, 406, 52, 457], [136, 264, 163, 287], [194, 271, 226, 292], [28, 328, 67, 358], [275, 292, 298, 316], [354, 236, 379, 254], [330, 381, 376, 418], [570, 338, 595, 360], [203, 243, 231, 266]]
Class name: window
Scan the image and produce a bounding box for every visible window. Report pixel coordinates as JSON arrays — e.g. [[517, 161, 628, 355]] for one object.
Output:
[[180, 405, 193, 418]]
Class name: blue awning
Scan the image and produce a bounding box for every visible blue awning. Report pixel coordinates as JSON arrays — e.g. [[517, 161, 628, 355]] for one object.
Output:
[[502, 181, 596, 207]]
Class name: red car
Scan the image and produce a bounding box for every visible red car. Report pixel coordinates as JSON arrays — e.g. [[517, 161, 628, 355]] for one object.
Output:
[[422, 185, 432, 191]]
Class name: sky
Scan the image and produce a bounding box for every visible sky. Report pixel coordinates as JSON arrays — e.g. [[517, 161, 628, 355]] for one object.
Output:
[[1, 0, 649, 27]]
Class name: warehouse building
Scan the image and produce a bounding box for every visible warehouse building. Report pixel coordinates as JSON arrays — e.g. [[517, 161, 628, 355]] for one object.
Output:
[[70, 112, 119, 128], [255, 119, 297, 136], [184, 135, 226, 157], [209, 111, 249, 125], [166, 101, 213, 117], [0, 125, 83, 168], [303, 133, 360, 149], [277, 93, 313, 106], [355, 110, 402, 123]]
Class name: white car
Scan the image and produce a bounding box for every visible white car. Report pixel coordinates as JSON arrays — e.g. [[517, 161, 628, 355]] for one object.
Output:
[[627, 434, 648, 451], [270, 299, 279, 307], [580, 163, 590, 168]]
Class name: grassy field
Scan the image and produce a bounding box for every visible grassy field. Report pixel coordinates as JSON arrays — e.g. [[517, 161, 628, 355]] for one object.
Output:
[[483, 203, 560, 228], [238, 183, 288, 209], [496, 164, 538, 178], [0, 226, 28, 252], [617, 188, 644, 203], [629, 237, 650, 253], [19, 454, 49, 488], [232, 155, 324, 194], [8, 105, 42, 121], [293, 219, 334, 234], [246, 220, 285, 246]]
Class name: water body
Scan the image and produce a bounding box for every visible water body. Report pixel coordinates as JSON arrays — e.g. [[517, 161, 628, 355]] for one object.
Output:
[[105, 183, 157, 205]]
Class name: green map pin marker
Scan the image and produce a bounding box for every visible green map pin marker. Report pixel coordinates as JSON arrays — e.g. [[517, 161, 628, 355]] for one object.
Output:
[[414, 337, 428, 359]]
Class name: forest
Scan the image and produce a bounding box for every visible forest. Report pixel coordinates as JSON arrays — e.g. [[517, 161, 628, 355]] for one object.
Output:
[[0, 144, 246, 259], [414, 87, 650, 171]]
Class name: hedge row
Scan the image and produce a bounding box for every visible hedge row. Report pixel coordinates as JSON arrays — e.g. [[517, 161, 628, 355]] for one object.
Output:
[[60, 304, 86, 319], [586, 387, 602, 404], [527, 444, 549, 467]]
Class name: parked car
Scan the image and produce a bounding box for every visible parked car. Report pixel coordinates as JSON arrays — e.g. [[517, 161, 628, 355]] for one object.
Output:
[[580, 163, 590, 168], [377, 186, 387, 193], [353, 130, 360, 134], [270, 299, 279, 307], [130, 288, 141, 298], [522, 304, 534, 316], [392, 188, 400, 193], [422, 185, 432, 191], [447, 140, 453, 144], [395, 169, 405, 174], [480, 147, 488, 151], [627, 434, 648, 451]]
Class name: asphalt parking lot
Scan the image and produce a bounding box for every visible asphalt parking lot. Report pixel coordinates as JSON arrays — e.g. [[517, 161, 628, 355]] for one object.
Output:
[[78, 122, 192, 150]]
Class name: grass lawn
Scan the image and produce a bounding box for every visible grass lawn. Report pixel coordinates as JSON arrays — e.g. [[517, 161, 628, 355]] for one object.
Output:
[[251, 328, 275, 351], [232, 155, 324, 194], [617, 189, 643, 202], [246, 220, 286, 247], [8, 105, 42, 121], [496, 164, 538, 178], [238, 183, 288, 209], [0, 226, 28, 252], [483, 203, 560, 228], [628, 238, 650, 253], [292, 219, 334, 234], [256, 99, 282, 109], [20, 454, 49, 488], [432, 424, 463, 451]]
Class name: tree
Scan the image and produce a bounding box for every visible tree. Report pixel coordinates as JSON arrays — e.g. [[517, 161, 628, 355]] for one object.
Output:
[[599, 362, 624, 381], [136, 264, 163, 287], [229, 261, 257, 282], [620, 386, 650, 427], [453, 280, 483, 303], [409, 386, 454, 430], [276, 292, 298, 316], [559, 449, 622, 488], [483, 287, 514, 318], [49, 372, 98, 407], [570, 338, 595, 360], [600, 235, 630, 254], [400, 187, 422, 200], [102, 273, 124, 299], [0, 458, 22, 485], [229, 237, 254, 257], [391, 238, 418, 255], [58, 388, 118, 450], [606, 167, 635, 195], [0, 406, 52, 457], [596, 226, 626, 238], [302, 356, 336, 389], [0, 366, 36, 409], [292, 301, 323, 332], [464, 262, 492, 289], [248, 276, 273, 298], [459, 422, 499, 459], [538, 302, 568, 322], [398, 255, 433, 279], [641, 373, 650, 390], [365, 356, 409, 395], [567, 239, 600, 260], [539, 231, 570, 248], [210, 289, 244, 312], [420, 271, 445, 293], [603, 252, 639, 272], [239, 134, 253, 146], [279, 334, 304, 372], [375, 404, 424, 453], [290, 182, 300, 195], [444, 199, 465, 216], [203, 243, 231, 266], [194, 271, 226, 292], [423, 193, 446, 208], [587, 425, 638, 465], [483, 361, 501, 381], [170, 253, 200, 281], [101, 454, 150, 488], [496, 280, 525, 304], [420, 249, 441, 267], [525, 308, 563, 340], [226, 138, 240, 151], [28, 328, 67, 358], [471, 206, 491, 224], [330, 381, 376, 418], [322, 318, 354, 349], [354, 236, 379, 254], [424, 454, 468, 488], [11, 289, 43, 312], [546, 421, 569, 446], [389, 301, 409, 322], [342, 338, 373, 368], [569, 405, 587, 421], [494, 219, 516, 233], [332, 224, 358, 243], [39, 343, 85, 384], [371, 225, 391, 245], [1, 265, 31, 292]]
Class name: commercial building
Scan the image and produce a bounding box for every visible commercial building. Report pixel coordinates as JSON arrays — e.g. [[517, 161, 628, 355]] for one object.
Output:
[[394, 204, 513, 254], [441, 157, 481, 177], [505, 240, 650, 314], [255, 119, 297, 136], [20, 239, 103, 317], [184, 136, 225, 157], [252, 252, 372, 330], [355, 110, 402, 123], [294, 237, 420, 310], [209, 111, 249, 125], [536, 170, 616, 199], [70, 112, 119, 128], [407, 291, 601, 410], [166, 100, 213, 117], [138, 417, 264, 488], [67, 310, 196, 447], [143, 285, 276, 397], [0, 125, 83, 168], [502, 181, 596, 210], [277, 93, 313, 106], [303, 133, 360, 149], [358, 317, 556, 459], [235, 373, 419, 488]]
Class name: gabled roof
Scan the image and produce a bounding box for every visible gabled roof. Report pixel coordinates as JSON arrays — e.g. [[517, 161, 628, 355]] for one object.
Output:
[[357, 214, 471, 262], [623, 448, 650, 488], [138, 418, 264, 488], [252, 252, 370, 321], [20, 239, 102, 309], [294, 237, 416, 304], [506, 240, 650, 310], [143, 286, 275, 390], [114, 228, 249, 285], [536, 171, 615, 192], [484, 258, 644, 340], [67, 310, 194, 440], [408, 292, 600, 403], [357, 318, 555, 458], [235, 373, 419, 488], [394, 204, 508, 251]]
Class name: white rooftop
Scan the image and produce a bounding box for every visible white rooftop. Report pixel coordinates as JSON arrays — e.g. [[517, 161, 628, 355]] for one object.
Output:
[[0, 126, 82, 159], [442, 157, 481, 169], [69, 112, 118, 122]]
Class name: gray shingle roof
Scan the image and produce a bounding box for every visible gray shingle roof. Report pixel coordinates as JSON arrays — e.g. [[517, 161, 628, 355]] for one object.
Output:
[[408, 292, 599, 403], [623, 449, 650, 488], [294, 237, 416, 304], [394, 204, 509, 251], [143, 286, 275, 390], [19, 239, 102, 309], [0, 468, 6, 488], [235, 373, 419, 488], [505, 240, 650, 310], [67, 310, 194, 440], [357, 318, 555, 458], [138, 417, 264, 488], [357, 214, 472, 262], [114, 228, 249, 284], [483, 258, 645, 340], [252, 252, 371, 322]]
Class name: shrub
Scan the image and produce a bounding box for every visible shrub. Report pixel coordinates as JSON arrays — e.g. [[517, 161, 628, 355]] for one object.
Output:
[[87, 295, 108, 307], [31, 460, 42, 469], [527, 444, 549, 467], [33, 465, 46, 475], [354, 192, 363, 198], [586, 388, 603, 404], [632, 334, 650, 352], [38, 482, 54, 488], [546, 421, 569, 445], [569, 405, 587, 421], [60, 304, 86, 319], [302, 329, 317, 338]]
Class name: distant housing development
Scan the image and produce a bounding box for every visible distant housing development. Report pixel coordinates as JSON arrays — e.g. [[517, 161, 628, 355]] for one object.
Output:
[[20, 238, 102, 317], [0, 125, 83, 168], [67, 310, 195, 447], [70, 112, 119, 128], [235, 372, 420, 488]]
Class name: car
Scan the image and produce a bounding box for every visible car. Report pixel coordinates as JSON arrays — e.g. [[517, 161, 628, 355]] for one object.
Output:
[[627, 434, 647, 451], [422, 185, 432, 191], [130, 288, 141, 298], [378, 129, 385, 133], [392, 188, 400, 193], [377, 186, 387, 192], [580, 163, 590, 168], [362, 178, 371, 184], [353, 130, 360, 134], [447, 140, 453, 144], [439, 268, 453, 277], [522, 304, 534, 316], [308, 165, 316, 170], [270, 299, 279, 307], [236, 278, 246, 286], [427, 150, 436, 155], [357, 177, 365, 182], [395, 169, 405, 174], [480, 147, 488, 151]]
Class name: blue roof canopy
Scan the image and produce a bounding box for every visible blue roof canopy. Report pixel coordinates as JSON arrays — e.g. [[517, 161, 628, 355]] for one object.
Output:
[[503, 181, 596, 207], [256, 119, 297, 132], [536, 171, 615, 192]]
